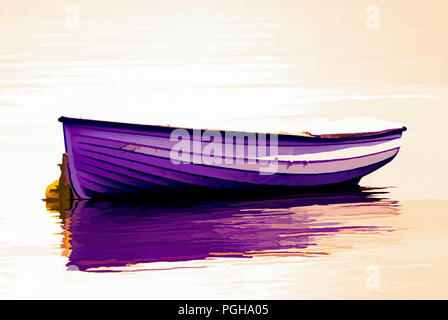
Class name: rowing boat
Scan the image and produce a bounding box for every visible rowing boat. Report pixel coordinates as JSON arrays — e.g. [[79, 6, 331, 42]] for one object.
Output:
[[58, 116, 406, 199]]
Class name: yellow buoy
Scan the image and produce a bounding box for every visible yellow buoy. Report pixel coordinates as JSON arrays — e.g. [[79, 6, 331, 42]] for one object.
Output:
[[45, 179, 60, 200]]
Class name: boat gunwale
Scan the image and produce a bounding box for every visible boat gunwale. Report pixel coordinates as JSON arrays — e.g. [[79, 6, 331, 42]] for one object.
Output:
[[59, 116, 407, 143]]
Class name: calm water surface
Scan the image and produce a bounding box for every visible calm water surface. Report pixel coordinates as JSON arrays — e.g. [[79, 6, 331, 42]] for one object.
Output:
[[1, 0, 447, 298]]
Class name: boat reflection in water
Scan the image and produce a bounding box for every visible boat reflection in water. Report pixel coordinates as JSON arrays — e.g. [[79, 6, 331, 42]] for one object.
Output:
[[48, 187, 400, 272]]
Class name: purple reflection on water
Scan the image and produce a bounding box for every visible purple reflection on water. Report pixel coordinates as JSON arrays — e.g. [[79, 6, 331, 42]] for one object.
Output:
[[50, 187, 400, 272]]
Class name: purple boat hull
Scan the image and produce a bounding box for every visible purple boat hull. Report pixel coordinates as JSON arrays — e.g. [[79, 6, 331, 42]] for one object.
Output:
[[59, 117, 406, 199]]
